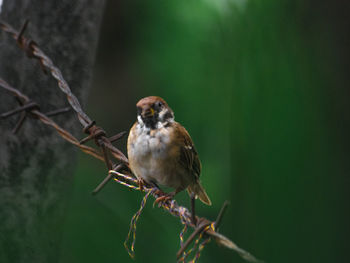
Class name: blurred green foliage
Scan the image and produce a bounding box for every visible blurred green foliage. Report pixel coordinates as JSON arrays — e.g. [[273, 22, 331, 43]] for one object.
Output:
[[60, 1, 348, 262]]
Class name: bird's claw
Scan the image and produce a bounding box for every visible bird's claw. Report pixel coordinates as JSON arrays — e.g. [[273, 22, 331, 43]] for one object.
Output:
[[153, 192, 175, 207], [137, 178, 145, 191]]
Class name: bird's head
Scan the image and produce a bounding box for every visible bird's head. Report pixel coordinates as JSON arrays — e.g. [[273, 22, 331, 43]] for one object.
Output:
[[136, 96, 174, 129]]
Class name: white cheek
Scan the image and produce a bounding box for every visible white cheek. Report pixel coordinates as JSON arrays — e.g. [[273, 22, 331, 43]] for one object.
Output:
[[159, 109, 166, 120], [137, 115, 144, 126], [156, 121, 163, 129], [159, 109, 174, 122]]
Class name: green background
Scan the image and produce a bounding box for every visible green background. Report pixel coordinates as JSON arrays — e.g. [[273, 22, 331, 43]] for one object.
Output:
[[60, 1, 349, 262]]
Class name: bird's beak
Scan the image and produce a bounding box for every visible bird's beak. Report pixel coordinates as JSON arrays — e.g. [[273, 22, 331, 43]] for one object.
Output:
[[142, 107, 155, 118]]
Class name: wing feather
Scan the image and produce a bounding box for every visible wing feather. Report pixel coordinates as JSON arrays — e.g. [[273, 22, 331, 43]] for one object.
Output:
[[174, 123, 201, 179]]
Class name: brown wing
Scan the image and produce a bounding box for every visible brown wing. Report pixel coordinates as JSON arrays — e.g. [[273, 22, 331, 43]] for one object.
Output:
[[174, 122, 211, 205], [174, 122, 201, 180]]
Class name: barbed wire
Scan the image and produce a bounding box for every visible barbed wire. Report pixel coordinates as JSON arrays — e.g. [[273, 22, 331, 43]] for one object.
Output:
[[0, 20, 263, 263], [0, 78, 104, 161]]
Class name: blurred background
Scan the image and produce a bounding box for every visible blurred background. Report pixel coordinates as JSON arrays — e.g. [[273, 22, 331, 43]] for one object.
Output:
[[60, 0, 349, 262]]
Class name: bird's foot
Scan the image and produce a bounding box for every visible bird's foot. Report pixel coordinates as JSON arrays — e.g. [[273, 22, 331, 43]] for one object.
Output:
[[153, 192, 175, 207], [137, 178, 146, 191]]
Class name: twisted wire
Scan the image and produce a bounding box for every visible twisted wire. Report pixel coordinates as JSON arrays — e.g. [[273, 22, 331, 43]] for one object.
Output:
[[32, 47, 92, 127], [124, 191, 151, 259], [0, 21, 129, 164], [0, 21, 91, 127], [112, 171, 214, 262], [188, 224, 215, 263]]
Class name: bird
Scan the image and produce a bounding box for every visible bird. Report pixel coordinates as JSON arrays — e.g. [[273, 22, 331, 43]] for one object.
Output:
[[127, 96, 211, 206]]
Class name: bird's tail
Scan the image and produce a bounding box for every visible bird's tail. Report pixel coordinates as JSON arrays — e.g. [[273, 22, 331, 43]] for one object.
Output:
[[187, 181, 212, 206]]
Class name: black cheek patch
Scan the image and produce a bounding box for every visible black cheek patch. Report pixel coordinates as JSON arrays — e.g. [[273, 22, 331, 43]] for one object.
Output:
[[163, 111, 173, 121]]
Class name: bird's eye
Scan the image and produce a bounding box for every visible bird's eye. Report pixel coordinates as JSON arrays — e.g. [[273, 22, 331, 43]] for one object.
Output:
[[154, 101, 163, 109]]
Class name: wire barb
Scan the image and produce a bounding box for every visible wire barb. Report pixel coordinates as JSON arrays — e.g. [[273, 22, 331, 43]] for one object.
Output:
[[176, 219, 212, 260], [12, 112, 26, 134], [1, 97, 41, 133], [124, 191, 151, 259], [0, 78, 105, 162], [45, 107, 71, 117], [108, 131, 127, 142], [215, 200, 229, 230], [1, 101, 39, 118], [92, 164, 123, 195], [177, 222, 215, 262]]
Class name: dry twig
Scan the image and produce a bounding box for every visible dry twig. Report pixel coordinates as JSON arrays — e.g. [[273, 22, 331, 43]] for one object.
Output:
[[0, 20, 263, 263]]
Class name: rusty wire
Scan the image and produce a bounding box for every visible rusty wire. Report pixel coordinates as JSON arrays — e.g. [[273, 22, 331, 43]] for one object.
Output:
[[0, 20, 128, 167], [0, 78, 104, 161], [111, 171, 262, 263], [0, 20, 91, 127], [0, 20, 263, 263]]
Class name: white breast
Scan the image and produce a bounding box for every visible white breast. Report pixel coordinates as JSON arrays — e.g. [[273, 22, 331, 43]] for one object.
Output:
[[128, 122, 174, 184], [132, 123, 170, 157]]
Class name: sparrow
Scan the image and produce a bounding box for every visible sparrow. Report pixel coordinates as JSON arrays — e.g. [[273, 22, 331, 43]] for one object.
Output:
[[127, 96, 211, 205]]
